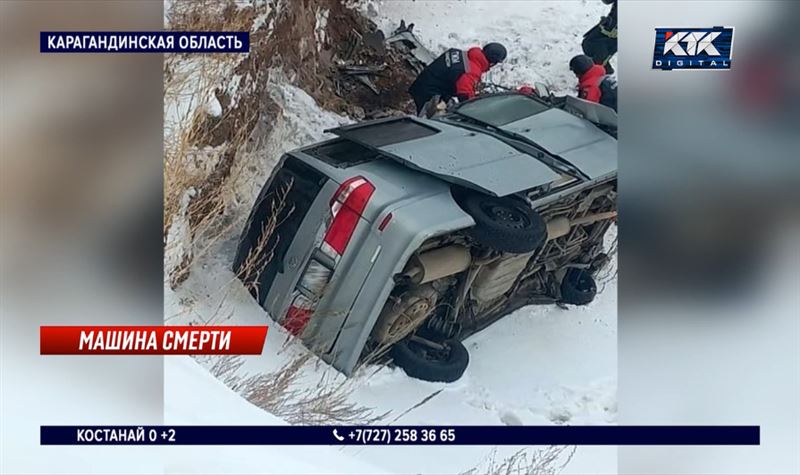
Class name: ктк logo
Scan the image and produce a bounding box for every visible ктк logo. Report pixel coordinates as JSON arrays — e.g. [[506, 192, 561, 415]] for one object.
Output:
[[653, 26, 734, 71]]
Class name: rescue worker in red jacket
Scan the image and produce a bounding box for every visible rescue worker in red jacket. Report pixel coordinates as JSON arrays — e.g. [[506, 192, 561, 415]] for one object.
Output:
[[570, 54, 606, 102], [569, 54, 617, 111], [409, 43, 507, 115]]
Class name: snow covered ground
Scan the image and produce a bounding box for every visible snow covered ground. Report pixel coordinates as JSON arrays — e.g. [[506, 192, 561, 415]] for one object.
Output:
[[165, 1, 618, 473], [362, 0, 615, 95], [164, 356, 388, 474]]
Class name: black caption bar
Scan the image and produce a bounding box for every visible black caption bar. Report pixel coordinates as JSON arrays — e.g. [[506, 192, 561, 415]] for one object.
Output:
[[40, 425, 760, 446]]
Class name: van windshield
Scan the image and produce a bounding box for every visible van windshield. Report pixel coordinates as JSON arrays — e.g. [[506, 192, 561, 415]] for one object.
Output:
[[454, 94, 550, 127]]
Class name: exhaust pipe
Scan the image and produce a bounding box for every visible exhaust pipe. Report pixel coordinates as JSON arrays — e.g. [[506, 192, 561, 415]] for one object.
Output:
[[547, 211, 617, 240], [403, 245, 471, 284]]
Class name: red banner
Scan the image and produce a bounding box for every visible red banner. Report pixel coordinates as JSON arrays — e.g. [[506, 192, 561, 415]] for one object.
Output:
[[40, 326, 268, 355]]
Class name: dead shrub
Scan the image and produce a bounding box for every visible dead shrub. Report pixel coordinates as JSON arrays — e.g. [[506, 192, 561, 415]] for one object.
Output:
[[234, 178, 295, 299], [200, 354, 389, 425], [164, 0, 279, 288], [166, 0, 259, 33], [463, 446, 577, 475]]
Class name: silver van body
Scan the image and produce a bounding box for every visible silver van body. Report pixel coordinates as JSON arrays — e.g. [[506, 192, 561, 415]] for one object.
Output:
[[234, 93, 617, 375]]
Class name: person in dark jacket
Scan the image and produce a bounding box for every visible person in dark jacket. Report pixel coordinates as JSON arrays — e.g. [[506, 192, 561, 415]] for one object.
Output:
[[569, 54, 617, 111], [581, 0, 617, 74], [409, 43, 507, 115]]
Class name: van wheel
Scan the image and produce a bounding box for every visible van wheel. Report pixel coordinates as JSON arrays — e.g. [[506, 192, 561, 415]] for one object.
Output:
[[391, 337, 469, 383], [560, 268, 597, 305], [458, 192, 546, 254]]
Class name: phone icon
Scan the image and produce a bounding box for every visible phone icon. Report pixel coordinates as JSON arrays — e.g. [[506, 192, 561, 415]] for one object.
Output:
[[332, 429, 344, 442]]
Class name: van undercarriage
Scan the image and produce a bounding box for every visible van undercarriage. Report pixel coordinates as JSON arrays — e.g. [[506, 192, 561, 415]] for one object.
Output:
[[360, 179, 617, 369]]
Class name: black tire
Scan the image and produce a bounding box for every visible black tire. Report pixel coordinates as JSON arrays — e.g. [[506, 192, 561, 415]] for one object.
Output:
[[458, 192, 547, 254], [391, 338, 469, 383], [560, 268, 597, 305]]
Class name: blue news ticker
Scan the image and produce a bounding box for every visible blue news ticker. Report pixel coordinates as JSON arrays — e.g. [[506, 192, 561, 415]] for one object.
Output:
[[40, 425, 760, 446]]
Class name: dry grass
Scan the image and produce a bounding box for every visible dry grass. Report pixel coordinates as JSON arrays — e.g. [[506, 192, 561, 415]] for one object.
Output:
[[166, 0, 260, 33], [201, 354, 389, 425], [234, 178, 295, 299], [463, 446, 577, 475], [163, 0, 268, 288], [163, 77, 235, 286]]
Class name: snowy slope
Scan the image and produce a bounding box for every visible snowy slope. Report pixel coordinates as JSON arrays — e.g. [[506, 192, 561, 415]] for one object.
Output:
[[165, 1, 618, 473], [166, 228, 616, 473], [362, 0, 614, 95], [337, 254, 617, 474], [164, 356, 386, 474]]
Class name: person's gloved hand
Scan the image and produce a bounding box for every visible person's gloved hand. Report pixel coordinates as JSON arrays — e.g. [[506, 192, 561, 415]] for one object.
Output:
[[518, 85, 536, 96]]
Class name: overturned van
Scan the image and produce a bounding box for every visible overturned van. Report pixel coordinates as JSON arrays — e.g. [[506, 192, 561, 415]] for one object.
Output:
[[234, 93, 617, 382]]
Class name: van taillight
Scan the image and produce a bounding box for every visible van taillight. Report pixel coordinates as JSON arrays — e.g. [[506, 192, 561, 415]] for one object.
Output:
[[322, 176, 374, 257], [283, 293, 314, 336], [283, 177, 374, 337]]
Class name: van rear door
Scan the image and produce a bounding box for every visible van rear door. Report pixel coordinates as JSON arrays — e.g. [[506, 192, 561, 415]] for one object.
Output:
[[233, 155, 329, 306]]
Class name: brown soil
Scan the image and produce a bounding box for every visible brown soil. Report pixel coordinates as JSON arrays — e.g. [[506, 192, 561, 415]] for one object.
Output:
[[166, 0, 418, 286], [245, 0, 418, 118], [187, 0, 418, 152]]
